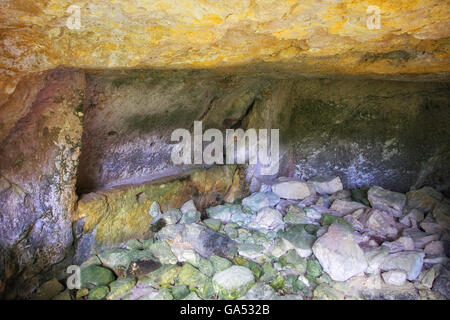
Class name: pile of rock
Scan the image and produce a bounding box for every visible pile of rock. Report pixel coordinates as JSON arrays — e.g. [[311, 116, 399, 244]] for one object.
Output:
[[32, 176, 449, 300]]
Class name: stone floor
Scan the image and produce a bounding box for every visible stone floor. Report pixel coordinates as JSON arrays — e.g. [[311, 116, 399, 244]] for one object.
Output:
[[32, 176, 449, 300]]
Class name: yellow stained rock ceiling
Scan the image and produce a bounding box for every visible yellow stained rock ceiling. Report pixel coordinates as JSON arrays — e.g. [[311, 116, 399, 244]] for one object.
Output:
[[1, 0, 449, 92]]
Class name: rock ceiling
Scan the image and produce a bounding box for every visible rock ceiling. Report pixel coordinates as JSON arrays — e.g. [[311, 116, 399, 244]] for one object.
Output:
[[0, 0, 449, 94]]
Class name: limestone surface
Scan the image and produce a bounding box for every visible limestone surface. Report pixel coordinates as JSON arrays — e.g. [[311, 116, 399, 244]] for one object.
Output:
[[1, 0, 449, 91], [312, 224, 368, 281]]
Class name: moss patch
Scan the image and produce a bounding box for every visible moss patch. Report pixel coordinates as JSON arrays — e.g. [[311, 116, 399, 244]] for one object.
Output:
[[75, 165, 238, 244]]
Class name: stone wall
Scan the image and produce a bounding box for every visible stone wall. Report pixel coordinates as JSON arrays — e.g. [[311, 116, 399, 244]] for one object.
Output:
[[78, 70, 450, 195], [0, 69, 85, 298], [245, 78, 450, 195]]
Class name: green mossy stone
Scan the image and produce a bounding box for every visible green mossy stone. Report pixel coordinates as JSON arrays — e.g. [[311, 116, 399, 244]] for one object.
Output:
[[237, 231, 251, 242], [203, 218, 222, 231], [52, 289, 72, 300], [80, 255, 102, 268], [97, 249, 133, 277], [88, 286, 110, 300], [106, 278, 136, 300], [161, 208, 182, 225], [304, 274, 319, 290], [284, 250, 307, 274], [304, 224, 321, 235], [141, 237, 156, 249], [206, 204, 241, 222], [270, 274, 285, 291], [128, 248, 157, 262], [242, 192, 271, 212], [153, 288, 174, 300], [172, 285, 190, 300], [317, 273, 333, 284], [279, 225, 317, 256], [242, 206, 254, 215], [195, 280, 216, 300], [252, 229, 276, 245], [147, 241, 177, 264], [80, 265, 116, 289], [293, 278, 307, 292], [260, 262, 277, 283], [149, 201, 162, 218], [176, 263, 210, 294], [278, 255, 288, 267], [320, 214, 354, 231], [307, 257, 323, 278], [138, 264, 181, 288], [75, 288, 89, 299], [313, 283, 345, 300], [351, 188, 370, 206], [125, 239, 144, 250], [182, 291, 202, 300], [232, 256, 262, 280], [31, 278, 64, 300], [233, 256, 250, 266], [296, 282, 312, 296], [180, 250, 202, 268], [179, 210, 201, 224], [212, 266, 255, 300], [238, 243, 265, 261], [198, 258, 215, 278], [231, 210, 254, 225], [210, 255, 233, 273], [284, 206, 310, 224], [247, 261, 263, 280], [285, 274, 298, 291], [224, 223, 239, 239]]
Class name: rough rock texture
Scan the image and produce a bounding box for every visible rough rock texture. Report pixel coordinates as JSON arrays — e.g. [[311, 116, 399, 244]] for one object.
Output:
[[381, 270, 407, 286], [0, 1, 449, 299], [368, 186, 406, 217], [433, 263, 450, 299], [252, 207, 284, 231], [380, 251, 425, 281], [280, 225, 317, 258], [1, 68, 449, 300], [0, 69, 85, 299], [1, 0, 449, 90], [308, 176, 344, 195], [156, 223, 237, 259], [28, 184, 450, 300], [30, 278, 64, 300], [69, 71, 450, 196], [213, 266, 255, 300], [272, 180, 311, 200], [242, 77, 450, 195], [406, 187, 443, 213], [77, 72, 258, 192], [73, 165, 239, 260], [312, 224, 368, 281], [366, 209, 399, 239]]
